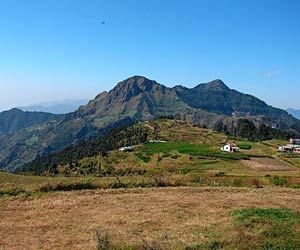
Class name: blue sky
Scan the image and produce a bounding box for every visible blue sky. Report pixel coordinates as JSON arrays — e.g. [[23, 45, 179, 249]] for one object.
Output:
[[0, 0, 299, 111]]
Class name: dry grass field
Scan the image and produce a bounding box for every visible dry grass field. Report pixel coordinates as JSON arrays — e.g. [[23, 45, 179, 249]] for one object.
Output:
[[241, 158, 294, 171], [1, 187, 300, 250]]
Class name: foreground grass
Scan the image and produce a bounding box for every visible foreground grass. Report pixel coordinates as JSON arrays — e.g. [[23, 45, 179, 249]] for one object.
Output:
[[94, 208, 300, 250], [233, 208, 300, 250], [1, 187, 300, 250]]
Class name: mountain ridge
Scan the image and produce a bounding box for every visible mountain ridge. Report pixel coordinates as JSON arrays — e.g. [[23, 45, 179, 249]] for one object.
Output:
[[0, 75, 299, 172], [0, 108, 61, 134], [18, 99, 89, 114], [287, 108, 300, 119]]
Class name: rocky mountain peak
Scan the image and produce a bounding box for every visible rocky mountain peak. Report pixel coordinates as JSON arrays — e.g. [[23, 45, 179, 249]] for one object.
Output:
[[110, 76, 162, 101], [196, 79, 230, 91], [114, 76, 158, 91]]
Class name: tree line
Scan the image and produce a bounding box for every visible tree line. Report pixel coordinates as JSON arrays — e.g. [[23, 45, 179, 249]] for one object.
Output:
[[213, 119, 298, 141]]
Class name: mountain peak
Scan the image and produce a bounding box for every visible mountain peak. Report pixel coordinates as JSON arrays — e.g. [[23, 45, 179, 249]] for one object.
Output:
[[113, 75, 160, 94], [3, 108, 24, 114], [196, 79, 229, 91], [118, 75, 154, 86]]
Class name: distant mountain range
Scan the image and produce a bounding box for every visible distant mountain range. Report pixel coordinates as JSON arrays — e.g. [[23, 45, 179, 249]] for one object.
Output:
[[18, 99, 89, 114], [0, 76, 299, 172], [287, 108, 300, 119], [0, 108, 60, 134]]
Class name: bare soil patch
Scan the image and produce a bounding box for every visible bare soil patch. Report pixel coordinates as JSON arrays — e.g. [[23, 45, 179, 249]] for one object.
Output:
[[1, 187, 300, 250], [241, 157, 294, 171]]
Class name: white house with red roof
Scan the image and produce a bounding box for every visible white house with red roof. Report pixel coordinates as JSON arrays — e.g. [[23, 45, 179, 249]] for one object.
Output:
[[221, 141, 240, 152]]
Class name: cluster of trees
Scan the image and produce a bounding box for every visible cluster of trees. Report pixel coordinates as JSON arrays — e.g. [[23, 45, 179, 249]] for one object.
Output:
[[214, 119, 298, 141], [157, 115, 175, 119]]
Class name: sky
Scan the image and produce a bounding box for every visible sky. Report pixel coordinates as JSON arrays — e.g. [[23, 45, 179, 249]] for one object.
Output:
[[0, 0, 299, 111]]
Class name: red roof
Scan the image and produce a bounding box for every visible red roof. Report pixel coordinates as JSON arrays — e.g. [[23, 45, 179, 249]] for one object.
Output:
[[227, 141, 237, 147]]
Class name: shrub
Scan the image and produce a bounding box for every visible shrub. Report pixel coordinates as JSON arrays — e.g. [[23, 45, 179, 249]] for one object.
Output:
[[233, 178, 243, 187], [95, 230, 111, 250], [141, 240, 164, 250], [151, 172, 169, 187], [180, 168, 194, 174], [0, 187, 29, 197], [273, 176, 288, 187], [251, 178, 262, 188], [109, 182, 125, 189], [39, 179, 97, 192], [171, 154, 179, 159], [215, 171, 225, 177], [191, 176, 202, 184], [238, 144, 252, 150], [136, 152, 151, 163]]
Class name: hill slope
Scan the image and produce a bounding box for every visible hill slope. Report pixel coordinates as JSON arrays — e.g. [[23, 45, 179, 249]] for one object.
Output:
[[17, 119, 298, 178], [1, 76, 300, 172], [0, 108, 60, 134]]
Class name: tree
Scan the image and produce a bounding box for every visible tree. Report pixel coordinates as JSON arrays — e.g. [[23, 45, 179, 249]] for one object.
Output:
[[237, 119, 257, 141]]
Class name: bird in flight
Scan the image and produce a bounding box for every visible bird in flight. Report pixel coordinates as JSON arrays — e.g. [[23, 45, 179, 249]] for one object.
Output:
[[101, 21, 105, 25]]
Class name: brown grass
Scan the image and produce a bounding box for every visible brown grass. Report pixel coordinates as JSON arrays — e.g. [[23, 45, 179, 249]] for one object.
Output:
[[1, 187, 300, 249], [241, 157, 294, 171]]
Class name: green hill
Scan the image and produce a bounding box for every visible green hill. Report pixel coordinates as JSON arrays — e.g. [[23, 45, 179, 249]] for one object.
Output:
[[1, 119, 299, 197], [17, 119, 298, 182]]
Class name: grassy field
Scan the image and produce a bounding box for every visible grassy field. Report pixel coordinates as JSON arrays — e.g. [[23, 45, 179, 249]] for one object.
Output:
[[1, 187, 300, 250]]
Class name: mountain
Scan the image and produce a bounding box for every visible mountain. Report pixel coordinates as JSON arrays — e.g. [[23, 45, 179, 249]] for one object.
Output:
[[0, 76, 299, 172], [76, 76, 188, 121], [0, 108, 60, 134], [287, 108, 300, 119], [19, 99, 89, 114], [175, 79, 291, 123]]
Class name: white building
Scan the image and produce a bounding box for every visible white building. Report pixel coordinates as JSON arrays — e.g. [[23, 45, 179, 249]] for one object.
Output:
[[149, 140, 168, 143], [278, 145, 294, 152], [119, 146, 134, 152], [290, 138, 300, 145], [221, 142, 240, 152]]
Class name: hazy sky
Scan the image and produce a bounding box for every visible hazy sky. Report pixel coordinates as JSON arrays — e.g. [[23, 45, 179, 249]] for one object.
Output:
[[0, 0, 299, 111]]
